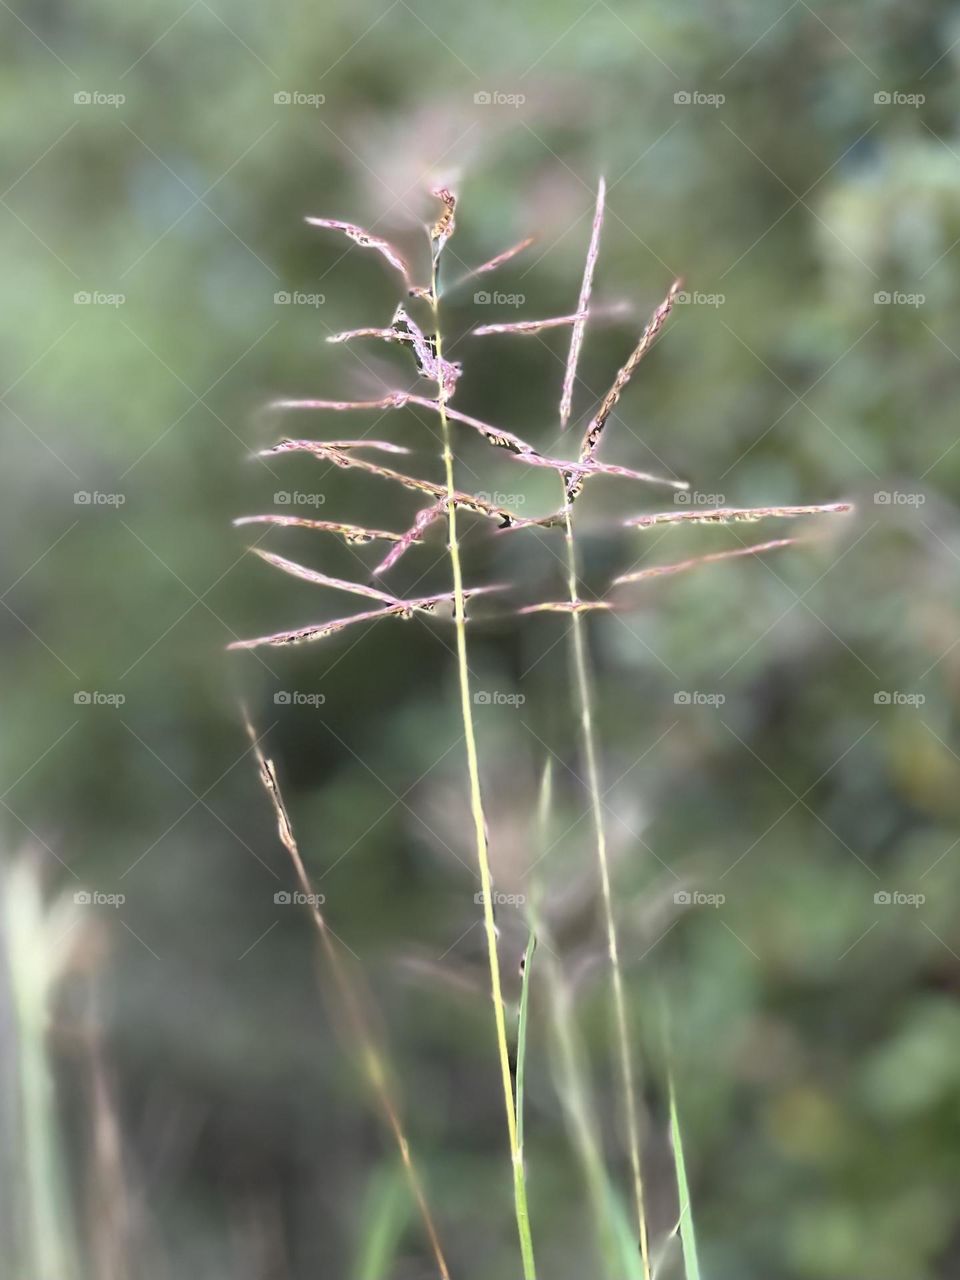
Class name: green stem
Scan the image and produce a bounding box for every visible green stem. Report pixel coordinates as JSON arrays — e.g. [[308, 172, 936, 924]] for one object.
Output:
[[561, 499, 652, 1280], [429, 270, 537, 1280], [516, 931, 537, 1157]]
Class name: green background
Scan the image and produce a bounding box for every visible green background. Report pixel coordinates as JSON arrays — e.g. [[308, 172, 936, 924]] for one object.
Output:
[[3, 0, 960, 1276]]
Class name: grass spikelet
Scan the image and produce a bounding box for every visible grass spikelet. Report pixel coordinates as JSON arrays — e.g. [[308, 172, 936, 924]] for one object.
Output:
[[518, 600, 613, 615], [324, 305, 462, 398], [242, 715, 451, 1280], [473, 312, 585, 336], [566, 279, 682, 503], [613, 536, 798, 587], [472, 302, 629, 338], [560, 176, 606, 427], [270, 393, 411, 413], [373, 501, 446, 575], [429, 186, 456, 266], [625, 501, 853, 529], [304, 217, 416, 291], [405, 397, 686, 490], [259, 437, 528, 525], [250, 548, 401, 602], [229, 583, 504, 651], [233, 514, 412, 546], [449, 235, 535, 289]]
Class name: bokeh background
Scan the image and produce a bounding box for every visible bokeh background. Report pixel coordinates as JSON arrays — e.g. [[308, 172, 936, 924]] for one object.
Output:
[[3, 1, 960, 1277]]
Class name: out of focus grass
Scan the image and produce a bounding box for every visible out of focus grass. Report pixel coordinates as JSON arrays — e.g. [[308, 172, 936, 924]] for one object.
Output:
[[4, 0, 960, 1276]]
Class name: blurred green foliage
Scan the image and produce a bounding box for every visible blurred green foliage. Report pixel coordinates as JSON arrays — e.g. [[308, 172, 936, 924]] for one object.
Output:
[[3, 0, 960, 1276]]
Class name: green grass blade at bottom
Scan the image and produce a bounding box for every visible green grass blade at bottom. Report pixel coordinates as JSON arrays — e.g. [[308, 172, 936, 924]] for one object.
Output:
[[668, 1069, 702, 1280]]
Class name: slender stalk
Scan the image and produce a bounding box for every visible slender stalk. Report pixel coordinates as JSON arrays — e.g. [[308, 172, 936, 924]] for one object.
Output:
[[243, 718, 451, 1280], [560, 498, 652, 1279], [527, 764, 631, 1278], [515, 931, 536, 1157], [428, 266, 537, 1280]]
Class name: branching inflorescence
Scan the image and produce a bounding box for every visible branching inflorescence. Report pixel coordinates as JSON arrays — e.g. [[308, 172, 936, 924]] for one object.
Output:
[[234, 181, 853, 1279]]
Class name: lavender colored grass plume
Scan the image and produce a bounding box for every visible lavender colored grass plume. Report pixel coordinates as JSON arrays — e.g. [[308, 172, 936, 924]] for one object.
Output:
[[231, 178, 854, 1280]]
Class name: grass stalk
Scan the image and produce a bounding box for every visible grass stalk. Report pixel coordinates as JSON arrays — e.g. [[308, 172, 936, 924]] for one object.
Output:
[[243, 718, 451, 1280], [515, 931, 536, 1158], [560, 498, 652, 1279], [428, 264, 537, 1280], [527, 770, 642, 1278]]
